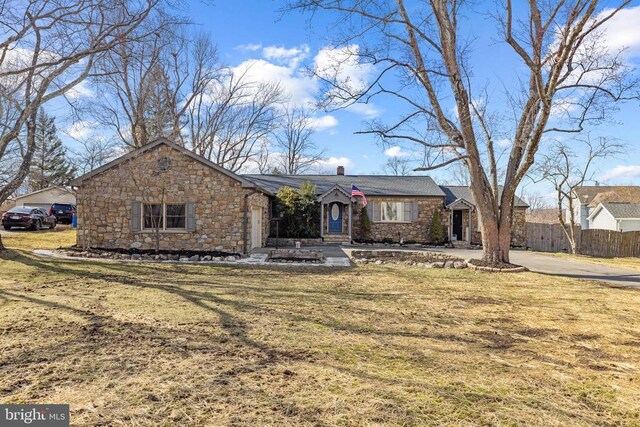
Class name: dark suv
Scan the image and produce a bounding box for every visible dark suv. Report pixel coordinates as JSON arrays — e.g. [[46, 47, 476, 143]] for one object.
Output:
[[49, 203, 76, 224]]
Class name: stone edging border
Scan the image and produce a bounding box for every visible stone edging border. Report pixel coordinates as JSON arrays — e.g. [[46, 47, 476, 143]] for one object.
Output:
[[31, 249, 352, 268], [465, 259, 529, 273]]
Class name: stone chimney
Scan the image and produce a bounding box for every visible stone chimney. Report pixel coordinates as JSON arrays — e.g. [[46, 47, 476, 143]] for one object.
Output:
[[337, 166, 345, 175]]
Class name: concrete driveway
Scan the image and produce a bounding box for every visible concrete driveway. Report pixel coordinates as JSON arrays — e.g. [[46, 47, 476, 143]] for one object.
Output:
[[435, 248, 640, 288]]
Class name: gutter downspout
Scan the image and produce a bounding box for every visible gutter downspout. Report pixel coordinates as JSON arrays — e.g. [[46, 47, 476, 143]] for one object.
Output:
[[243, 189, 258, 255]]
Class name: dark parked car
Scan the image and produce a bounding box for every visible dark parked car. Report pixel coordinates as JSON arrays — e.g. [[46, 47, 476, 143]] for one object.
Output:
[[2, 207, 57, 230], [49, 203, 76, 224]]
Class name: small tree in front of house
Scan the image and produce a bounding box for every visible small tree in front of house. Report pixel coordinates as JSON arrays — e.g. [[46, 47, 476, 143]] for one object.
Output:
[[429, 210, 447, 245], [359, 206, 371, 241], [274, 181, 320, 238]]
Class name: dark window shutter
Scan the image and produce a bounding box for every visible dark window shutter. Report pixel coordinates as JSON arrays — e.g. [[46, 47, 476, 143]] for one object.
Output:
[[131, 201, 141, 232], [403, 202, 411, 222], [372, 202, 381, 222], [412, 201, 419, 221], [366, 201, 373, 220], [186, 202, 196, 232]]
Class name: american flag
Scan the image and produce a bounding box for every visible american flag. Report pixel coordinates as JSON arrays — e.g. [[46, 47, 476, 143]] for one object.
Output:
[[351, 185, 367, 207]]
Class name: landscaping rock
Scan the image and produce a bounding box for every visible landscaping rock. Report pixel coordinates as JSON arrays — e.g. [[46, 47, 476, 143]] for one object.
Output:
[[190, 255, 200, 262], [444, 261, 454, 269], [202, 255, 212, 261], [179, 257, 190, 262], [454, 261, 467, 269], [432, 261, 445, 268], [131, 254, 141, 261], [375, 260, 383, 265]]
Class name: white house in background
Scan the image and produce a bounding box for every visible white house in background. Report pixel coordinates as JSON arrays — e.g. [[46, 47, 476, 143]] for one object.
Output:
[[569, 186, 640, 229], [588, 202, 640, 232], [14, 186, 76, 210]]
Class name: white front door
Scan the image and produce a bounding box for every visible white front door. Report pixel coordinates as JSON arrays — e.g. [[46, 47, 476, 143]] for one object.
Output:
[[251, 207, 262, 249]]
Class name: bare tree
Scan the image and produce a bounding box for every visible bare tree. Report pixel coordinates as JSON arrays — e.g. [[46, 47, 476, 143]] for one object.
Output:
[[90, 15, 220, 149], [188, 66, 285, 172], [290, 0, 639, 265], [273, 107, 326, 174], [382, 156, 413, 176], [444, 161, 471, 186], [534, 135, 623, 253], [0, 0, 160, 250], [68, 136, 121, 176]]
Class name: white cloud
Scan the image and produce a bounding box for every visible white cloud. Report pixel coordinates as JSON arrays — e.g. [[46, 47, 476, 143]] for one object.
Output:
[[346, 102, 381, 119], [314, 45, 375, 107], [235, 43, 262, 52], [600, 165, 640, 182], [598, 6, 640, 57], [66, 80, 93, 100], [494, 138, 513, 149], [65, 120, 95, 139], [231, 59, 318, 107], [308, 115, 338, 131], [384, 146, 409, 158], [263, 44, 310, 69], [316, 156, 354, 171]]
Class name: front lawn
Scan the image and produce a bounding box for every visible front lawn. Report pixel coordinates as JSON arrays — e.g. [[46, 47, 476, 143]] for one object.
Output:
[[1, 230, 639, 425]]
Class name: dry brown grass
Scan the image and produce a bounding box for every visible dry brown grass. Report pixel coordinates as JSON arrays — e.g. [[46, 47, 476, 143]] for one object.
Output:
[[1, 229, 639, 426], [537, 251, 640, 272]]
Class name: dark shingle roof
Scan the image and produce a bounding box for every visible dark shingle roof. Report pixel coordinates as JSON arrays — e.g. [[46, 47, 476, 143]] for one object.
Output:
[[601, 202, 640, 219], [574, 186, 640, 205], [242, 174, 445, 197], [439, 185, 529, 208]]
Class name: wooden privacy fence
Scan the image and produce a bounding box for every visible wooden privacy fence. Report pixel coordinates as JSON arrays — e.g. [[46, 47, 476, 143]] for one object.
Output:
[[580, 229, 640, 258], [526, 223, 580, 253], [526, 223, 640, 257]]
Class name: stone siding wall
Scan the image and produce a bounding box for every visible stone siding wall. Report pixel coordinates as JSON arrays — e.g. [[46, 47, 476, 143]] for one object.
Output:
[[466, 207, 527, 246], [76, 144, 269, 253], [352, 196, 448, 243]]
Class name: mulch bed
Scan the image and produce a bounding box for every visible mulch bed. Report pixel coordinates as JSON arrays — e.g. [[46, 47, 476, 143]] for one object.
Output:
[[467, 258, 528, 273]]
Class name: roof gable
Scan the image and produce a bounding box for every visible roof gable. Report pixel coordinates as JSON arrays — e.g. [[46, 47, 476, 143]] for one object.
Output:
[[439, 185, 529, 208], [69, 138, 262, 191], [591, 202, 640, 220], [14, 186, 75, 200], [574, 186, 640, 205]]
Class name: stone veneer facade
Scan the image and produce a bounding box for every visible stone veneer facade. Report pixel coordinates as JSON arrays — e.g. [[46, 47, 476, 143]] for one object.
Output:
[[450, 207, 527, 247], [76, 144, 269, 253], [352, 196, 450, 243]]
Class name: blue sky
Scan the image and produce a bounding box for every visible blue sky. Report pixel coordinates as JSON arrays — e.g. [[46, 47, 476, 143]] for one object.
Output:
[[60, 1, 640, 202]]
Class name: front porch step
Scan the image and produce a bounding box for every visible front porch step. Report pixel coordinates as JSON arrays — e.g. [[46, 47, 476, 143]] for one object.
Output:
[[322, 234, 351, 245]]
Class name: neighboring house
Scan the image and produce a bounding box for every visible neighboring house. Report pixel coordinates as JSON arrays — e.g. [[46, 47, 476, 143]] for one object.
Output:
[[70, 138, 528, 253], [14, 186, 76, 210], [588, 202, 640, 232], [0, 197, 16, 214], [527, 208, 563, 224], [569, 186, 640, 229]]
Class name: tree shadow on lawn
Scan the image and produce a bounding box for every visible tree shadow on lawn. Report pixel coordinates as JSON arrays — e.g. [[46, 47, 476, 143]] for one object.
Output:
[[3, 250, 633, 424]]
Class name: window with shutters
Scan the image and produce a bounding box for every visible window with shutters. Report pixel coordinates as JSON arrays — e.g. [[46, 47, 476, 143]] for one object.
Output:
[[379, 201, 407, 222], [142, 203, 186, 230]]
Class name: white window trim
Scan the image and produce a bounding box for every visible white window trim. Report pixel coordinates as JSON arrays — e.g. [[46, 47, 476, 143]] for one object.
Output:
[[377, 201, 410, 223], [142, 203, 187, 232]]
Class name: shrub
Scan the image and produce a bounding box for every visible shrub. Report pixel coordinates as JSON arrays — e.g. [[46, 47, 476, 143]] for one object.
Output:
[[359, 206, 371, 240], [429, 210, 447, 244], [272, 182, 320, 238]]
